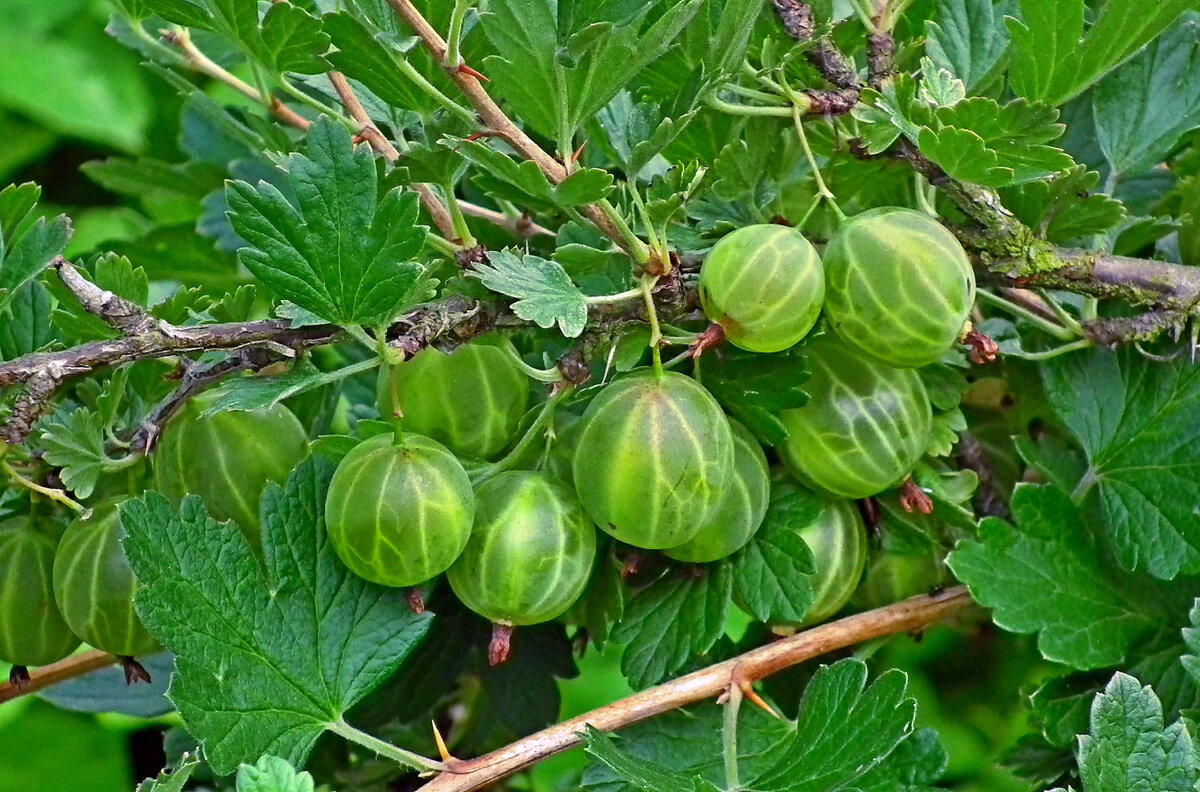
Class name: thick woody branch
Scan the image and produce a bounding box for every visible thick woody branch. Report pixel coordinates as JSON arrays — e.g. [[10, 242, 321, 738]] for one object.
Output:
[[55, 257, 161, 337], [420, 587, 973, 791], [382, 0, 644, 258], [773, 0, 862, 113]]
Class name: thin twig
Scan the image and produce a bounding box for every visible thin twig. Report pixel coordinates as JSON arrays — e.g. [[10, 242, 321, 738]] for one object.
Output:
[[382, 0, 646, 258], [421, 587, 973, 791], [0, 650, 117, 704], [327, 72, 459, 241]]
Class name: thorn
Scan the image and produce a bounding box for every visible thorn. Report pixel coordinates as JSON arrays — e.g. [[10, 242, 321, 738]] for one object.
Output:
[[406, 588, 426, 614], [899, 478, 934, 515], [571, 140, 587, 164], [454, 63, 489, 82], [620, 551, 644, 579], [489, 623, 514, 666], [120, 656, 152, 685], [739, 681, 781, 719], [431, 720, 455, 762]]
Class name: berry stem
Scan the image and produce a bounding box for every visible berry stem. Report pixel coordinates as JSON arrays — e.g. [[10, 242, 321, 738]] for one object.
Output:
[[489, 623, 514, 666], [480, 386, 573, 483], [791, 105, 845, 222], [499, 339, 565, 383], [640, 276, 665, 376]]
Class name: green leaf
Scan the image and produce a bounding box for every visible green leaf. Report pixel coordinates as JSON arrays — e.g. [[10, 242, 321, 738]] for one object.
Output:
[[260, 4, 330, 75], [449, 136, 614, 209], [226, 118, 426, 327], [481, 0, 701, 141], [1078, 673, 1198, 792], [1043, 348, 1200, 579], [730, 481, 819, 624], [918, 98, 1073, 187], [136, 752, 200, 792], [999, 166, 1127, 243], [236, 755, 315, 792], [323, 12, 437, 113], [1093, 13, 1200, 177], [613, 565, 732, 689], [0, 195, 70, 313], [703, 346, 810, 446], [853, 728, 949, 792], [138, 0, 213, 29], [584, 727, 705, 792], [120, 456, 434, 774], [202, 364, 362, 414], [948, 484, 1192, 669], [1007, 0, 1198, 106], [580, 698, 793, 790], [0, 280, 52, 361], [473, 249, 588, 337], [39, 409, 110, 499], [81, 157, 218, 202], [924, 0, 1013, 92], [750, 660, 919, 791]]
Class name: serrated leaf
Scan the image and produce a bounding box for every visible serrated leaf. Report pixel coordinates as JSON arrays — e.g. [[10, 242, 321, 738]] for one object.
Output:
[[481, 0, 701, 141], [948, 484, 1194, 670], [731, 481, 819, 624], [924, 0, 1013, 92], [1007, 0, 1198, 106], [1042, 347, 1200, 579], [595, 91, 698, 178], [39, 409, 110, 499], [323, 12, 438, 114], [584, 727, 705, 792], [0, 211, 70, 314], [1093, 13, 1200, 177], [0, 280, 52, 361], [236, 755, 315, 792], [449, 136, 614, 209], [260, 4, 330, 75], [137, 0, 213, 29], [918, 98, 1074, 187], [474, 249, 588, 337], [0, 182, 42, 251], [704, 346, 810, 446], [999, 166, 1127, 243], [925, 407, 967, 458], [120, 457, 434, 774], [918, 57, 966, 107], [136, 751, 200, 792], [613, 565, 731, 689], [226, 118, 426, 327], [1078, 673, 1198, 792], [202, 364, 357, 414], [751, 660, 919, 791]]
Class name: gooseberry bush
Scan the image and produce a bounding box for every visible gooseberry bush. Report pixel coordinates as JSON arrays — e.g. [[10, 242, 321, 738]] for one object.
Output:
[[2, 0, 1200, 790]]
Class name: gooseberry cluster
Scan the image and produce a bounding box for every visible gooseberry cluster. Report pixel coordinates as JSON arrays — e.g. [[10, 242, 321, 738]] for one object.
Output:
[[0, 207, 974, 677]]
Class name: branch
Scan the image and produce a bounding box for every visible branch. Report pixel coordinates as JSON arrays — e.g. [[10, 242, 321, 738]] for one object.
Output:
[[382, 0, 648, 260], [420, 587, 973, 791], [773, 0, 862, 114], [0, 650, 117, 704]]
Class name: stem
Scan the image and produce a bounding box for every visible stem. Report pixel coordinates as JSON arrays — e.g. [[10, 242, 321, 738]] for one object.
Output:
[[328, 720, 444, 773], [722, 83, 788, 104], [705, 93, 795, 117], [598, 199, 650, 266], [425, 231, 460, 258], [1004, 339, 1094, 361], [641, 276, 665, 376], [445, 0, 471, 68], [793, 105, 845, 221], [2, 461, 87, 513], [914, 173, 937, 217], [482, 388, 572, 482], [500, 339, 565, 384], [723, 684, 742, 791], [442, 185, 478, 246], [394, 57, 476, 125], [419, 588, 973, 791], [1034, 289, 1086, 336], [585, 287, 646, 305], [975, 290, 1078, 341], [0, 650, 116, 704], [345, 325, 381, 356]]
